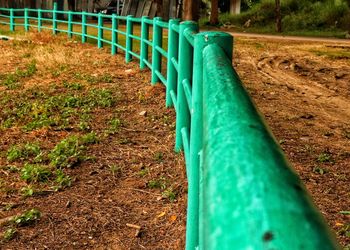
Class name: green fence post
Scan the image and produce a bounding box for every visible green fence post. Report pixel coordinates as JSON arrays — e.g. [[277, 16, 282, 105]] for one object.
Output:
[[98, 13, 103, 48], [175, 20, 199, 250], [81, 12, 87, 43], [140, 16, 150, 69], [151, 17, 162, 84], [37, 9, 42, 32], [9, 9, 14, 31], [52, 2, 57, 35], [175, 21, 198, 152], [165, 19, 179, 107], [24, 8, 29, 31], [111, 14, 118, 55], [125, 15, 134, 63], [68, 11, 73, 38]]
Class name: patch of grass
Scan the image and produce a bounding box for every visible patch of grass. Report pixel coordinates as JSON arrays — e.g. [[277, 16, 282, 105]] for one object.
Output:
[[317, 152, 333, 163], [148, 177, 167, 190], [20, 164, 52, 183], [11, 208, 41, 226], [162, 188, 177, 202], [154, 152, 164, 163], [310, 49, 350, 60], [312, 166, 328, 175], [21, 185, 35, 197], [53, 169, 72, 191], [0, 60, 37, 89], [106, 117, 122, 134], [63, 81, 83, 90], [48, 135, 87, 168], [3, 228, 17, 241], [109, 164, 122, 177], [138, 168, 149, 177], [81, 132, 99, 144], [7, 143, 42, 162]]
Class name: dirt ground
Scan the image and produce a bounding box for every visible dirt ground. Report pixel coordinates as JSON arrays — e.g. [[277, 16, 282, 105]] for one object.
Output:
[[0, 31, 349, 249], [233, 37, 350, 248], [0, 32, 186, 249]]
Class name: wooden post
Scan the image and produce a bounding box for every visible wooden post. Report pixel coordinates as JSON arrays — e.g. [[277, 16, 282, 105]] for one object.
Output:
[[183, 0, 199, 21], [275, 0, 282, 32]]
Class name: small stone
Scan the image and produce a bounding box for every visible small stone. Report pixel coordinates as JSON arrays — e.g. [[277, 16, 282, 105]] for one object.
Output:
[[139, 111, 147, 116]]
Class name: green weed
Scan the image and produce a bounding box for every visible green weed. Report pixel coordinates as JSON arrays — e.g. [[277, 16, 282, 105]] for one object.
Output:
[[53, 169, 72, 191], [109, 164, 122, 177], [154, 152, 164, 163], [7, 143, 42, 162], [148, 177, 167, 190], [11, 209, 41, 226], [21, 186, 35, 197], [63, 81, 83, 90], [49, 135, 86, 168], [162, 188, 177, 202], [3, 228, 17, 241], [0, 60, 37, 90], [317, 152, 333, 163], [81, 132, 99, 144], [20, 164, 52, 183]]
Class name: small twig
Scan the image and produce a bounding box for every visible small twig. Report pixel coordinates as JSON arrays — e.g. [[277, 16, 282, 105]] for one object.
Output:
[[126, 223, 141, 230]]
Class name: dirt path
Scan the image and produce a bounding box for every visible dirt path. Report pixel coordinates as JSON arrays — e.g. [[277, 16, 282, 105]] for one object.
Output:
[[233, 37, 350, 247], [226, 31, 350, 44]]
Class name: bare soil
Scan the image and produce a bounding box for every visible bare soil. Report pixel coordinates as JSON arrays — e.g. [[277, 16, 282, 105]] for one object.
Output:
[[0, 31, 349, 249], [234, 37, 350, 247], [0, 32, 186, 250]]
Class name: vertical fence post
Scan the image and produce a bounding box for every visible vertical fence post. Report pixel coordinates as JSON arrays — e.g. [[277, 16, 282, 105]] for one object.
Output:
[[111, 14, 118, 55], [151, 17, 162, 84], [81, 11, 87, 43], [125, 15, 134, 63], [9, 9, 14, 31], [52, 2, 57, 35], [24, 8, 29, 31], [140, 16, 150, 69], [68, 11, 73, 38], [37, 9, 42, 32], [166, 19, 180, 107], [175, 21, 198, 151], [176, 21, 199, 250], [98, 13, 103, 48]]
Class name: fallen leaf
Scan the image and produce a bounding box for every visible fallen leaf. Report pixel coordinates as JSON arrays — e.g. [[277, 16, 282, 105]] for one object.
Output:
[[157, 212, 166, 218]]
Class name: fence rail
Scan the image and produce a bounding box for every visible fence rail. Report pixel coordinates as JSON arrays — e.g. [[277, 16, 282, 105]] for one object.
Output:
[[0, 4, 340, 250]]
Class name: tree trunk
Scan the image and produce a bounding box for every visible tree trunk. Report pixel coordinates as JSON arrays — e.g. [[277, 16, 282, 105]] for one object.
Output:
[[275, 0, 282, 32], [230, 0, 241, 14], [210, 0, 219, 25], [183, 0, 199, 21]]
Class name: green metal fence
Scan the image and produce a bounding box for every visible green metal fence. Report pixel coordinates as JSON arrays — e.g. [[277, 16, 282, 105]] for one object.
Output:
[[0, 4, 340, 250]]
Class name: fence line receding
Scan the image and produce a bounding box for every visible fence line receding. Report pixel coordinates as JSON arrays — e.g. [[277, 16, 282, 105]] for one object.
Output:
[[0, 4, 340, 250]]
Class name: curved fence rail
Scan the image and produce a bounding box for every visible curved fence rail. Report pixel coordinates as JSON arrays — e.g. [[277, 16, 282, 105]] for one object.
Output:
[[0, 4, 340, 250]]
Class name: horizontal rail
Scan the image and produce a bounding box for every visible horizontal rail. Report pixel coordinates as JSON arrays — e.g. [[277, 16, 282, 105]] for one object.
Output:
[[201, 43, 339, 250]]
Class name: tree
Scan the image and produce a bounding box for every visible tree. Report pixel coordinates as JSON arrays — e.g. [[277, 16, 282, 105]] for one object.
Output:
[[230, 0, 241, 14], [275, 0, 282, 32], [183, 0, 200, 21], [210, 0, 219, 25]]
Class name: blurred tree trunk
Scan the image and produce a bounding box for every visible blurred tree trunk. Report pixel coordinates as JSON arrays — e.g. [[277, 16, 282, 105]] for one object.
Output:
[[275, 0, 282, 32], [230, 0, 241, 14], [183, 0, 199, 21], [210, 0, 219, 25]]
